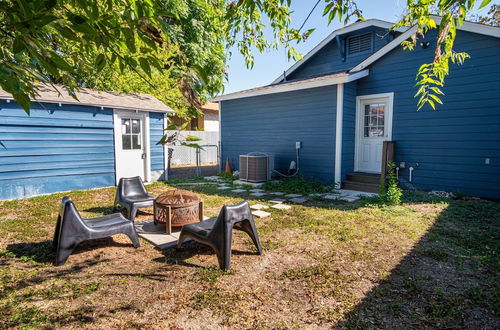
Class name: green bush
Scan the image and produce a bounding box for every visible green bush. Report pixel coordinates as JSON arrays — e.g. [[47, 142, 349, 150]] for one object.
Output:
[[217, 171, 237, 182], [380, 162, 403, 205]]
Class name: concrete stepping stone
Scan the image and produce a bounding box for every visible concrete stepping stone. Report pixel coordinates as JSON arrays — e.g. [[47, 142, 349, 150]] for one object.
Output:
[[285, 194, 302, 198], [231, 189, 246, 193], [250, 189, 264, 193], [323, 194, 339, 200], [290, 197, 307, 204], [270, 192, 285, 195], [204, 176, 222, 181], [175, 182, 214, 186], [217, 186, 230, 190], [269, 198, 286, 204], [252, 210, 271, 218], [271, 204, 292, 210], [338, 196, 360, 202], [250, 204, 269, 210], [250, 192, 266, 197]]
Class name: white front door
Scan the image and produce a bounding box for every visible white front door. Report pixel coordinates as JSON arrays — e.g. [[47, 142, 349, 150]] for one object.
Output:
[[113, 111, 150, 183], [355, 93, 393, 173]]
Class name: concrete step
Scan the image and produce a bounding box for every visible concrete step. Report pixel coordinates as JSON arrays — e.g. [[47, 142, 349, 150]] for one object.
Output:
[[346, 172, 381, 184], [342, 180, 380, 193]]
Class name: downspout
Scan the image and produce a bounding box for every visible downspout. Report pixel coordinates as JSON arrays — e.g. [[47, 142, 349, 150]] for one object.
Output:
[[334, 83, 344, 188]]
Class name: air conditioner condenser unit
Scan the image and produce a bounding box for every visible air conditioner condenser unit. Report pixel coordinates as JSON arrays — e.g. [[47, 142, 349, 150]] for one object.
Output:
[[239, 153, 274, 182]]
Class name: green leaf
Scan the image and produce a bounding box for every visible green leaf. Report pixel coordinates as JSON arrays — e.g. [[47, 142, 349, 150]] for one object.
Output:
[[13, 91, 31, 113], [95, 54, 106, 72], [139, 57, 151, 77], [180, 142, 204, 150], [123, 28, 136, 53], [182, 135, 203, 142], [429, 93, 443, 104], [478, 0, 492, 9]]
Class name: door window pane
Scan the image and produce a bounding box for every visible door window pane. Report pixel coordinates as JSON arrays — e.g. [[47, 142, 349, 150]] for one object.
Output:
[[363, 103, 385, 137], [132, 119, 141, 133], [121, 118, 142, 150], [122, 119, 131, 133], [122, 135, 132, 149], [132, 135, 141, 149]]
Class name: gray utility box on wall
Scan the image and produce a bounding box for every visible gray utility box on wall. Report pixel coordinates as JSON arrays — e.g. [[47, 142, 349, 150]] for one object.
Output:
[[239, 153, 274, 182]]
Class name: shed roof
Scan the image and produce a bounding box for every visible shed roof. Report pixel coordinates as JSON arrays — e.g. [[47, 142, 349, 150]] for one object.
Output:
[[200, 102, 219, 111], [0, 84, 174, 113]]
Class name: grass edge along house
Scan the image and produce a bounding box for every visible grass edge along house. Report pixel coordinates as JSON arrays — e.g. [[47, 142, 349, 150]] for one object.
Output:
[[213, 17, 500, 199], [0, 85, 174, 200]]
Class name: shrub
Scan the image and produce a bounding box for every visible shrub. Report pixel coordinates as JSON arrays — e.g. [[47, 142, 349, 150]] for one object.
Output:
[[380, 161, 403, 205], [217, 171, 237, 182]]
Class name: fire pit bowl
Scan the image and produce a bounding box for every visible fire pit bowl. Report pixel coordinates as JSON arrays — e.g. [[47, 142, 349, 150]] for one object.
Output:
[[153, 190, 203, 234]]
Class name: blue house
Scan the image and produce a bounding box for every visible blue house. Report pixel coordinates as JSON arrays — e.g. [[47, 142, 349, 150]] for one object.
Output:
[[0, 85, 173, 200], [213, 18, 500, 199]]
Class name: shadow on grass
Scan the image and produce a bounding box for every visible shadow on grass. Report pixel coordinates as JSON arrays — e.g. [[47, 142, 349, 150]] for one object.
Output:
[[153, 240, 260, 269], [332, 198, 500, 328], [5, 237, 135, 265]]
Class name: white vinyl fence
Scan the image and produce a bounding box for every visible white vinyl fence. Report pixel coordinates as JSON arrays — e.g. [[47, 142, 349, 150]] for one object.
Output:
[[167, 130, 219, 166]]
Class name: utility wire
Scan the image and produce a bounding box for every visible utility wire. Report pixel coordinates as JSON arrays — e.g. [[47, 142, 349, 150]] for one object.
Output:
[[297, 0, 322, 32]]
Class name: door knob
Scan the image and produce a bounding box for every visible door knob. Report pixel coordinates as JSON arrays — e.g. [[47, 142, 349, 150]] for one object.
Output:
[[141, 153, 146, 159]]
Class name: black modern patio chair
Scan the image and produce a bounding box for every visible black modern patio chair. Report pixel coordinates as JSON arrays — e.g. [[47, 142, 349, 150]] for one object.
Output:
[[177, 201, 263, 270], [114, 176, 155, 221], [53, 196, 140, 266]]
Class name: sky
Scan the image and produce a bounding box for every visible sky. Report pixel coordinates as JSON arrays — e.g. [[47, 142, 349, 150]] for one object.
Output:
[[224, 0, 492, 93]]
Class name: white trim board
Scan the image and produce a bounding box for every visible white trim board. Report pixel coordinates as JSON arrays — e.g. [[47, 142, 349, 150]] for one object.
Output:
[[334, 83, 344, 188], [163, 113, 169, 181], [354, 93, 394, 173], [351, 16, 500, 73], [271, 19, 405, 84], [218, 102, 223, 172], [211, 70, 369, 102]]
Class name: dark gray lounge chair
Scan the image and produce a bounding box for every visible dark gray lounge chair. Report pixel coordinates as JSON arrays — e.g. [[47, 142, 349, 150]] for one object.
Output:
[[177, 201, 263, 270], [53, 196, 140, 266], [114, 176, 155, 221]]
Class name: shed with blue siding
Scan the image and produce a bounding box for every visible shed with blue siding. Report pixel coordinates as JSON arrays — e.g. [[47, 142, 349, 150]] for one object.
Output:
[[0, 85, 173, 200], [214, 18, 500, 199]]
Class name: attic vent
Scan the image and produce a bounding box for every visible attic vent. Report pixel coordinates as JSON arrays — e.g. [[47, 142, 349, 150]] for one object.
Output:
[[347, 33, 372, 55]]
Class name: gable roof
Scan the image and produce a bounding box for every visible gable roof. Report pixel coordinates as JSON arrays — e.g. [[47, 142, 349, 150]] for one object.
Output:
[[271, 19, 407, 84], [0, 84, 174, 113], [351, 16, 500, 73], [212, 70, 369, 101]]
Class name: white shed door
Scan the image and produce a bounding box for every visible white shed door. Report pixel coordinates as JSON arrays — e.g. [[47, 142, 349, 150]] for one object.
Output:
[[114, 111, 148, 183], [355, 94, 393, 173]]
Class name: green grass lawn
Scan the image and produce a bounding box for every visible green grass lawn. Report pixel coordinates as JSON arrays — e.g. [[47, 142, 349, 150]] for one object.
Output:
[[0, 180, 499, 328]]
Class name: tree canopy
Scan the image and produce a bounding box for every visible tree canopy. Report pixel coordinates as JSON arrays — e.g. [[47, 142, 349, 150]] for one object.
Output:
[[0, 0, 496, 112]]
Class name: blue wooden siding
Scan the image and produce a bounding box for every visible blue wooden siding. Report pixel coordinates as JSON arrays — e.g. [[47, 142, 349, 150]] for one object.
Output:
[[356, 29, 500, 199], [221, 86, 337, 183], [286, 27, 395, 81], [341, 81, 357, 181], [149, 112, 165, 172], [0, 101, 115, 200]]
